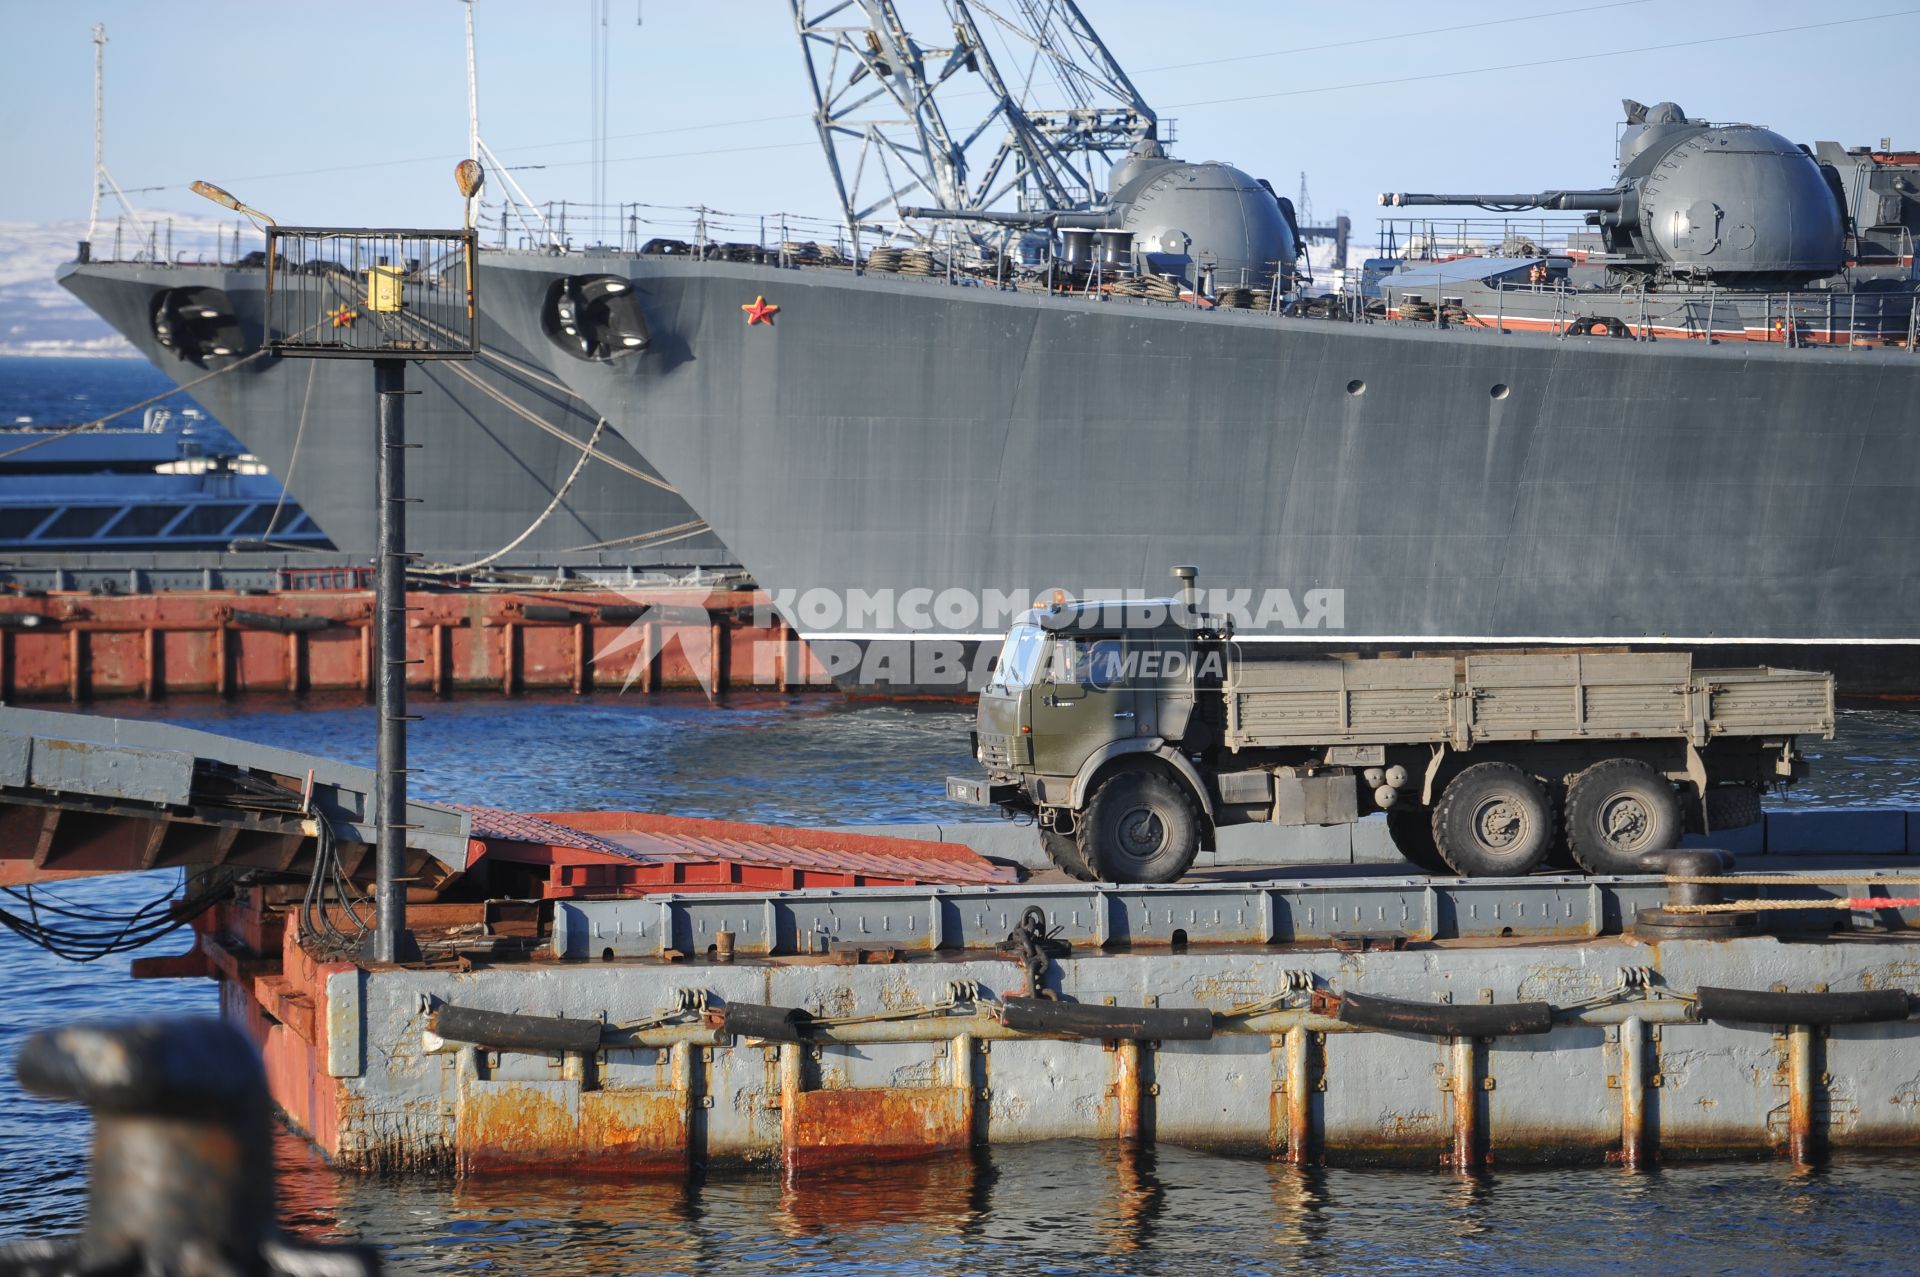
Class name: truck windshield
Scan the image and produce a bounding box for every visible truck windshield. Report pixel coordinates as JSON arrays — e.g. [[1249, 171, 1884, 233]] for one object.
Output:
[[992, 624, 1048, 689]]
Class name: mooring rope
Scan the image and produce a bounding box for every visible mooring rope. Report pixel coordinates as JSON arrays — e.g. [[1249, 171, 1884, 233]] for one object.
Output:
[[0, 348, 270, 463], [415, 415, 612, 575], [437, 359, 676, 491], [1666, 897, 1920, 914], [255, 358, 316, 543], [350, 288, 671, 491], [547, 518, 712, 555], [1661, 873, 1920, 886]]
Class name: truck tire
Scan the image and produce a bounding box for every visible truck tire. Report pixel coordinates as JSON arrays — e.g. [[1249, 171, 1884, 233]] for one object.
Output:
[[1564, 758, 1683, 874], [1704, 785, 1763, 833], [1432, 762, 1553, 877], [1386, 808, 1453, 875], [1040, 827, 1099, 882], [1078, 767, 1202, 884]]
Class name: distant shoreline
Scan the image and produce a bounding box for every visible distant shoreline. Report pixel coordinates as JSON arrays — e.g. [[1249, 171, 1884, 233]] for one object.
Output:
[[0, 343, 139, 360]]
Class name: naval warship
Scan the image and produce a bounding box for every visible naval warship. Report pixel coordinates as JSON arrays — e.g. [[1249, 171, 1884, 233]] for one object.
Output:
[[56, 256, 736, 572], [470, 74, 1920, 692]]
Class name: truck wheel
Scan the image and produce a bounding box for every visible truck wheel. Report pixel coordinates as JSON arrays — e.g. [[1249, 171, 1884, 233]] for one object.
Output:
[[1386, 808, 1453, 875], [1565, 758, 1682, 874], [1078, 767, 1201, 884], [1704, 785, 1763, 832], [1040, 827, 1098, 882], [1432, 762, 1553, 877]]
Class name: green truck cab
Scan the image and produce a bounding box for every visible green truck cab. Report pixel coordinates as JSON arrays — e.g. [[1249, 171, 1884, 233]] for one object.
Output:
[[949, 568, 1835, 884]]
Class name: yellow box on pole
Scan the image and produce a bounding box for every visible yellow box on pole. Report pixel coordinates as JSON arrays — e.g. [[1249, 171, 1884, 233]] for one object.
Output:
[[365, 263, 405, 313]]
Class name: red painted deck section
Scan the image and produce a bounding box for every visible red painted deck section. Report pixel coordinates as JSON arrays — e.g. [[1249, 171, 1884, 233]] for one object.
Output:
[[468, 806, 1017, 894]]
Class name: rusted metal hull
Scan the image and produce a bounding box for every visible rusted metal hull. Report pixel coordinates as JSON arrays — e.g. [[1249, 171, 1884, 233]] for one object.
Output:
[[160, 876, 1920, 1175], [0, 587, 828, 702]]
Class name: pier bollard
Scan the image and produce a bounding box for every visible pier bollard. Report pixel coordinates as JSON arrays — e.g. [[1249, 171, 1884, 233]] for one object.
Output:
[[1632, 848, 1759, 940], [0, 1018, 379, 1277]]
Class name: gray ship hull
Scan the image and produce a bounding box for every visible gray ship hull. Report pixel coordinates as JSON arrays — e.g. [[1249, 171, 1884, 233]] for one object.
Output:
[[57, 261, 735, 568], [480, 253, 1920, 690]]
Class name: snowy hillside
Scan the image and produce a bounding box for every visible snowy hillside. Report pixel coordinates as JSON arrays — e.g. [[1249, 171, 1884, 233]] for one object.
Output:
[[0, 214, 254, 357]]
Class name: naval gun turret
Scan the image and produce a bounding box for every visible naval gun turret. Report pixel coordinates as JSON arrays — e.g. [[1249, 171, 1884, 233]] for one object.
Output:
[[904, 139, 1301, 292], [1380, 100, 1845, 284]]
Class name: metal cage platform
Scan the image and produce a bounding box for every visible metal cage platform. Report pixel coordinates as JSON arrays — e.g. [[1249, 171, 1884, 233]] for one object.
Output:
[[264, 227, 476, 359]]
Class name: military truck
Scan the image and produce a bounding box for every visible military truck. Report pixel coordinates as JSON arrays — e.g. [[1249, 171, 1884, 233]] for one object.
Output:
[[948, 568, 1835, 883]]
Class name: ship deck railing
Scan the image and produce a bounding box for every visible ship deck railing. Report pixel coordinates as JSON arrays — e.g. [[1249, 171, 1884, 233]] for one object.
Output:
[[1373, 215, 1601, 262], [80, 205, 1919, 353]]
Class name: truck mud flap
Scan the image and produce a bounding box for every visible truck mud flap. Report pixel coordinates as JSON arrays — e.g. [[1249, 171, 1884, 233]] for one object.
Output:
[[1000, 996, 1213, 1041], [1693, 986, 1912, 1026], [1336, 991, 1554, 1037], [430, 1004, 604, 1053]]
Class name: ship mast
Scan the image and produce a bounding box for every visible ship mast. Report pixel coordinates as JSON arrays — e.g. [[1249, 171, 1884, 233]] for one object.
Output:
[[589, 0, 610, 244], [84, 23, 150, 257], [462, 0, 560, 248]]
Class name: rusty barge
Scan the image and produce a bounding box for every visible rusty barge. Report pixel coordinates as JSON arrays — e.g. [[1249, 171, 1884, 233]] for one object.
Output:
[[6, 705, 1920, 1173], [174, 863, 1920, 1173], [0, 577, 828, 702]]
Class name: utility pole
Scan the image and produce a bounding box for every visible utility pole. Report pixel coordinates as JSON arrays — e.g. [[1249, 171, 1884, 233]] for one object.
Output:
[[372, 357, 412, 964], [206, 186, 480, 963]]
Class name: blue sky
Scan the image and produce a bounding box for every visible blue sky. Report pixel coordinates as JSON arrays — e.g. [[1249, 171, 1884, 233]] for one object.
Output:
[[2, 0, 1914, 248]]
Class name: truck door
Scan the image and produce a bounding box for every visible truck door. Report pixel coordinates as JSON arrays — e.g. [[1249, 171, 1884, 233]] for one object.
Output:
[[1027, 635, 1139, 776]]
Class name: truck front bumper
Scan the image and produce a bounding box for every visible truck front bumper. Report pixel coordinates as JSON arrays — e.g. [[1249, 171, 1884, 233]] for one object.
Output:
[[946, 775, 1023, 807]]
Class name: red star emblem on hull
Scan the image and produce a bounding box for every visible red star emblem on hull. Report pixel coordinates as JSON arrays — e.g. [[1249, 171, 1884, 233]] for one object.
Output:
[[742, 295, 779, 326]]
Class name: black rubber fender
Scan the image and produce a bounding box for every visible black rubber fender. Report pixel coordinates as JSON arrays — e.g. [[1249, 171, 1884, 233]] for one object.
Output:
[[1001, 996, 1213, 1041], [1693, 986, 1912, 1026], [720, 1001, 814, 1043], [430, 1003, 604, 1053], [229, 609, 332, 633], [1337, 990, 1554, 1037]]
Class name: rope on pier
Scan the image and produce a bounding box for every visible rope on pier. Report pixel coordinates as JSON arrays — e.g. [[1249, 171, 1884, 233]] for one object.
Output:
[[1667, 897, 1920, 914], [1661, 873, 1920, 886]]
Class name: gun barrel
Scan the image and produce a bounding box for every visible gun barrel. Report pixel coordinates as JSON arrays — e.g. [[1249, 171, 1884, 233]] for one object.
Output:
[[1378, 190, 1628, 212], [898, 206, 1114, 228]]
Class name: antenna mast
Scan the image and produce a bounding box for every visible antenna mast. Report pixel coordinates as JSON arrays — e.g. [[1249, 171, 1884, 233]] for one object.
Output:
[[87, 24, 104, 245], [464, 1, 480, 162], [590, 0, 610, 243], [462, 0, 559, 248], [84, 24, 150, 256]]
